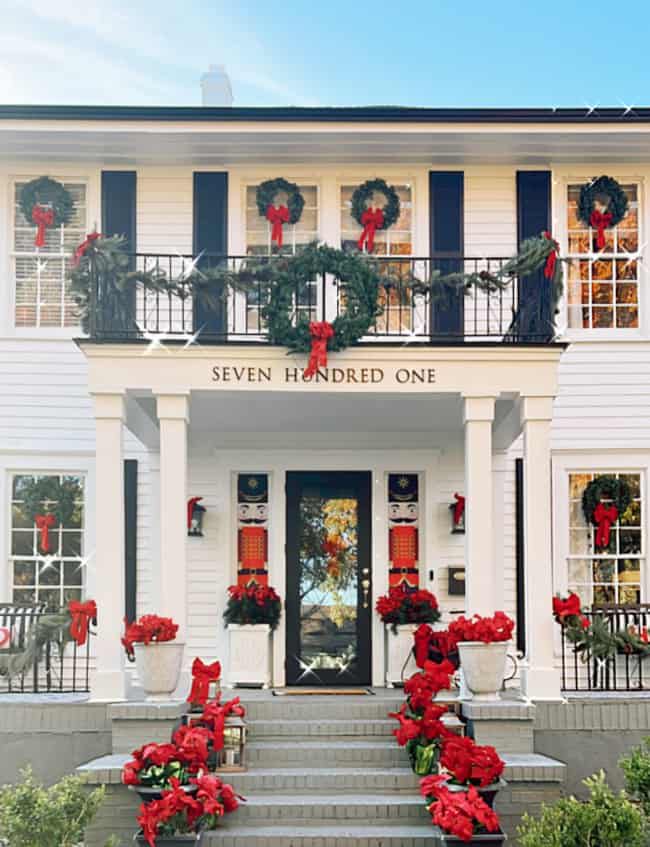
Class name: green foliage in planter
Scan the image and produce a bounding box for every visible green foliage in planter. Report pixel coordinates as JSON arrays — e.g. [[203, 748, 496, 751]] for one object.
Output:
[[620, 736, 650, 819], [0, 767, 117, 847], [517, 771, 646, 847]]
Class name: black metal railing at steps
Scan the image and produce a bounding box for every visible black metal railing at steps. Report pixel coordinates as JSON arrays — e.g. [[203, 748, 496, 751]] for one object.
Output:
[[87, 252, 557, 345], [0, 607, 93, 694], [560, 605, 650, 693]]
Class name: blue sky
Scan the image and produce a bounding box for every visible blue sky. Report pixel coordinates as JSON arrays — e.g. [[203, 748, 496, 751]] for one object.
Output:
[[2, 0, 649, 108]]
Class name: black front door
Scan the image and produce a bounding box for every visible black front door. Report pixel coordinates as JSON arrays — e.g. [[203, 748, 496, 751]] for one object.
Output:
[[286, 471, 372, 686]]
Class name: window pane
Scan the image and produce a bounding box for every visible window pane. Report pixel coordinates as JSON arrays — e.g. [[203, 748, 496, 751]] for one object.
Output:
[[11, 531, 33, 556], [594, 585, 616, 604], [13, 561, 35, 586]]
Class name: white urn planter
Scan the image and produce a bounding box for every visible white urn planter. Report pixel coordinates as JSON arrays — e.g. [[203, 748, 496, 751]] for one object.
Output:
[[227, 624, 271, 687], [134, 641, 185, 701], [457, 641, 508, 702], [386, 624, 418, 686]]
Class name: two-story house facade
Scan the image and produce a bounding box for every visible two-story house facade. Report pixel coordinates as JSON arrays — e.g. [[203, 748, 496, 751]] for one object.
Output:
[[1, 104, 648, 703]]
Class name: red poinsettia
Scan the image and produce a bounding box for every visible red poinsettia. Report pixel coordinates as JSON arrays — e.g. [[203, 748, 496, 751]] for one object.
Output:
[[439, 735, 505, 788], [122, 739, 205, 789], [426, 782, 500, 843], [121, 614, 178, 660], [189, 694, 246, 752], [375, 585, 440, 631], [448, 611, 514, 644], [403, 659, 456, 713], [552, 593, 590, 631], [172, 726, 213, 769], [224, 584, 282, 629]]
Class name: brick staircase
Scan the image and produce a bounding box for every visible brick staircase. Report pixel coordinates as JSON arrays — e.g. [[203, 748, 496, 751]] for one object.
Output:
[[80, 691, 565, 846]]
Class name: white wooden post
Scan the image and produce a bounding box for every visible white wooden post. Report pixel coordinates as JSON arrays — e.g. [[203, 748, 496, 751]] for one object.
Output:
[[463, 395, 497, 617], [521, 396, 561, 701], [91, 392, 126, 700]]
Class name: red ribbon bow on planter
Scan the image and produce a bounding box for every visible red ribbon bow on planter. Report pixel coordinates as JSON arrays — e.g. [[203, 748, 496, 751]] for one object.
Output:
[[590, 210, 613, 250], [187, 657, 222, 706], [452, 493, 465, 526], [304, 321, 334, 378], [543, 231, 560, 279], [594, 501, 618, 549], [31, 204, 54, 248], [357, 207, 384, 253], [35, 513, 56, 553], [73, 231, 103, 266], [68, 599, 97, 646], [266, 204, 290, 247]]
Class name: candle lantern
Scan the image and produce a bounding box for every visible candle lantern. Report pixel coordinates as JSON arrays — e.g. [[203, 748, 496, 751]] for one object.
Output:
[[218, 716, 247, 772], [449, 493, 465, 534], [187, 497, 206, 537]]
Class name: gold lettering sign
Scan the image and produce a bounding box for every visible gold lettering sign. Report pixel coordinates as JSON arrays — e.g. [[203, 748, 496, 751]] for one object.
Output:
[[211, 365, 436, 385]]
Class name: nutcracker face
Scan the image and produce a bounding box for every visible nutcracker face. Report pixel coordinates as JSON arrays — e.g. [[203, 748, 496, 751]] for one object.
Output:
[[388, 501, 418, 526], [238, 503, 268, 526]]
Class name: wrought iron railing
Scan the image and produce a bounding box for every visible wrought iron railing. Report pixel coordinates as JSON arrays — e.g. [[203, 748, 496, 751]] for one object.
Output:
[[87, 252, 557, 345], [0, 608, 94, 694], [560, 605, 650, 692]]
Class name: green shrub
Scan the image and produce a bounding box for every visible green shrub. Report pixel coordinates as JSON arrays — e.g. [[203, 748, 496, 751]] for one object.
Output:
[[0, 767, 116, 847], [517, 770, 646, 847], [620, 736, 650, 818]]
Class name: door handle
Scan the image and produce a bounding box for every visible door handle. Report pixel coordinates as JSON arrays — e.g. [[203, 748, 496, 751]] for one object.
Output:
[[361, 578, 371, 609]]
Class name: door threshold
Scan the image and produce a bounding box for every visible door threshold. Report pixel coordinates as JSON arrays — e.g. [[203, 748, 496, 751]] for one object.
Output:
[[272, 687, 374, 696]]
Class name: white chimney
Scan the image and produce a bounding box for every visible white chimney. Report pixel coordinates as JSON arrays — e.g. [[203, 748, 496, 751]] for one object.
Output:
[[200, 65, 233, 107]]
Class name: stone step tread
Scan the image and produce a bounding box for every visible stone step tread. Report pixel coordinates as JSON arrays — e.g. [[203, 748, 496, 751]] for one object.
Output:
[[248, 740, 398, 749], [242, 793, 423, 806], [202, 823, 438, 844]]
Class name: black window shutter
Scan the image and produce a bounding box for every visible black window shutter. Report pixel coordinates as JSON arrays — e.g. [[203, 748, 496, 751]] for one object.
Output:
[[516, 171, 552, 341], [193, 172, 228, 336], [124, 459, 138, 624], [429, 172, 464, 338], [101, 171, 137, 334]]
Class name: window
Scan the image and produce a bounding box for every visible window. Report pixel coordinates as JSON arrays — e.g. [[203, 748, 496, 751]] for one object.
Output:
[[10, 474, 85, 610], [566, 183, 639, 329], [12, 180, 87, 328], [567, 471, 643, 605]]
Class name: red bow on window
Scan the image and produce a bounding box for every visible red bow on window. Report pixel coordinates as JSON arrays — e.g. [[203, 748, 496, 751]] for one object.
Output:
[[187, 657, 222, 706], [357, 207, 384, 253], [73, 231, 103, 266], [35, 513, 56, 553], [31, 204, 54, 248], [266, 204, 290, 247], [68, 599, 97, 647], [304, 321, 335, 378], [589, 210, 613, 250], [594, 501, 618, 549], [543, 231, 560, 279]]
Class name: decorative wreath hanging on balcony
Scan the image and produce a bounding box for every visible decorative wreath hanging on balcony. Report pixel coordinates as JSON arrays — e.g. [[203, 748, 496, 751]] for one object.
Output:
[[256, 177, 305, 248], [19, 176, 74, 248], [20, 477, 81, 553], [581, 475, 631, 550], [351, 178, 401, 253], [577, 175, 628, 250]]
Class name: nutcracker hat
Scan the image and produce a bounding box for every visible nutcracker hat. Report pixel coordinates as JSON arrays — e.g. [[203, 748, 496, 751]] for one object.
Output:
[[238, 474, 268, 503], [388, 473, 418, 502]]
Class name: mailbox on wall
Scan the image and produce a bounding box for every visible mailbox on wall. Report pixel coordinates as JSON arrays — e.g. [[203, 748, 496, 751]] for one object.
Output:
[[448, 566, 465, 596]]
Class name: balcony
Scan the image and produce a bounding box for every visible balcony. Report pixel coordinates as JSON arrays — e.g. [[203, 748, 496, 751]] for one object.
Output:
[[86, 252, 558, 346]]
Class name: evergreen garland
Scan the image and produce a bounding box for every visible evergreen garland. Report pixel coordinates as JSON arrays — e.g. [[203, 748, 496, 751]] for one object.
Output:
[[19, 176, 74, 227], [20, 476, 81, 525], [351, 178, 400, 230], [578, 175, 629, 230], [255, 178, 305, 225], [582, 475, 632, 527]]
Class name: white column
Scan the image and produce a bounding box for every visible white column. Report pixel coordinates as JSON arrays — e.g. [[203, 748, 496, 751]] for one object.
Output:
[[521, 396, 561, 700], [91, 392, 126, 701], [156, 393, 189, 639], [463, 395, 497, 616]]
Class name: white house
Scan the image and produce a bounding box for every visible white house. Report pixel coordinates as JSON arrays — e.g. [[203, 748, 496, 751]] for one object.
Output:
[[0, 100, 648, 705]]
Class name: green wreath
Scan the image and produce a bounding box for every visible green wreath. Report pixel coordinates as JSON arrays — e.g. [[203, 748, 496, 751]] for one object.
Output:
[[21, 477, 81, 526], [581, 475, 631, 527], [261, 243, 383, 353], [578, 175, 629, 234], [19, 176, 74, 229], [351, 178, 400, 231], [256, 177, 305, 225]]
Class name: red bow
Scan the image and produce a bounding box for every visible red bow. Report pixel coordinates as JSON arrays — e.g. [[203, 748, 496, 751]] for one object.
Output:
[[187, 657, 222, 706], [414, 624, 433, 668], [590, 210, 613, 250], [543, 231, 559, 279], [73, 231, 103, 266], [187, 497, 203, 529], [357, 207, 384, 253], [68, 599, 97, 646], [266, 204, 290, 247], [452, 493, 465, 526], [594, 501, 618, 549], [304, 321, 334, 378], [31, 204, 54, 248], [35, 513, 57, 553]]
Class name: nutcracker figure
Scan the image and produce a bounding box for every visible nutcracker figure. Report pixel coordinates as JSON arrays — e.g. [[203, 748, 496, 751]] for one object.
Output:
[[237, 474, 269, 587], [388, 474, 419, 589]]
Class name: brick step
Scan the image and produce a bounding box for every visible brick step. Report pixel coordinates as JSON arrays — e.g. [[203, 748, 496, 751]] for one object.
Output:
[[246, 740, 407, 768], [228, 766, 419, 794], [234, 793, 428, 824], [248, 714, 463, 741], [242, 696, 407, 722], [201, 822, 438, 846]]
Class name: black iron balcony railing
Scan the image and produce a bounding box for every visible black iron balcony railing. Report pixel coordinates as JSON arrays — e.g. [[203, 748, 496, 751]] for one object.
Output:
[[560, 605, 650, 692], [88, 252, 557, 345]]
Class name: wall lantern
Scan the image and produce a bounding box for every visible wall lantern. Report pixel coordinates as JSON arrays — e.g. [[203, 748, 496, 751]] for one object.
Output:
[[218, 716, 247, 771], [449, 493, 465, 534], [187, 497, 206, 537]]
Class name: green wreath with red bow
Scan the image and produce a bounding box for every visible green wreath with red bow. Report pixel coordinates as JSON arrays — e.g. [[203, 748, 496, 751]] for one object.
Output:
[[351, 178, 401, 253], [20, 476, 81, 553], [19, 177, 74, 248], [581, 475, 631, 550], [577, 175, 629, 251], [256, 177, 305, 249]]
